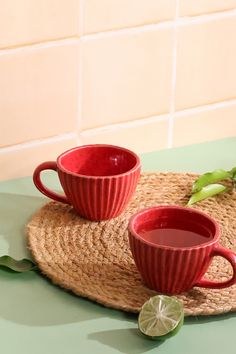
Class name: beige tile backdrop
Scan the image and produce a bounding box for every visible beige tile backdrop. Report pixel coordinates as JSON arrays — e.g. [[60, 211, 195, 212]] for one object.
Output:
[[83, 0, 176, 34], [0, 44, 78, 147], [0, 0, 78, 48], [82, 28, 173, 129], [0, 0, 236, 180], [179, 0, 236, 17], [176, 16, 236, 110]]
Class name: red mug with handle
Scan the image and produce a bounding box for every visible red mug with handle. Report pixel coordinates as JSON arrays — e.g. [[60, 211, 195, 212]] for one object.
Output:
[[128, 205, 236, 294], [33, 144, 141, 221]]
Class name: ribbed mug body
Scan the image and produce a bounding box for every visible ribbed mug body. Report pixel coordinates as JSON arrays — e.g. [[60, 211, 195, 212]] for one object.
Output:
[[129, 235, 214, 294], [59, 166, 140, 221]]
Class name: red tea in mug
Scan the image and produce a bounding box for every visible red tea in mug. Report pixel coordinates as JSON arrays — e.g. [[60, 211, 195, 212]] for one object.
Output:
[[139, 218, 213, 247]]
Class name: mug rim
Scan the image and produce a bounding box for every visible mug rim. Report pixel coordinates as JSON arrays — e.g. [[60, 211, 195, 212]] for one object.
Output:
[[56, 144, 141, 178], [128, 205, 220, 251]]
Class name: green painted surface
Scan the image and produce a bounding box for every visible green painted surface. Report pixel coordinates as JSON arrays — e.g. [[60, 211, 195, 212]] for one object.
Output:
[[0, 137, 235, 354]]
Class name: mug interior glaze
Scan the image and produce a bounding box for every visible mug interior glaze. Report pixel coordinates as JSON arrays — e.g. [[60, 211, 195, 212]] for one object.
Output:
[[58, 145, 139, 177], [133, 206, 216, 248]]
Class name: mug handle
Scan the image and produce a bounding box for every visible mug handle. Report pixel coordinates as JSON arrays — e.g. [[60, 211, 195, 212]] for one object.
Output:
[[196, 244, 236, 289], [33, 161, 70, 204]]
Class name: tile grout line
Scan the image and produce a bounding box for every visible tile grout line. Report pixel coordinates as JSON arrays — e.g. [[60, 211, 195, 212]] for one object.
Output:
[[0, 8, 236, 55], [82, 97, 236, 136], [1, 96, 236, 152], [177, 7, 236, 27], [76, 0, 85, 145], [174, 97, 236, 118], [167, 0, 179, 149], [0, 37, 79, 57], [0, 132, 77, 153], [81, 115, 170, 136], [72, 7, 236, 41], [77, 40, 83, 145], [81, 21, 174, 41], [78, 0, 85, 37]]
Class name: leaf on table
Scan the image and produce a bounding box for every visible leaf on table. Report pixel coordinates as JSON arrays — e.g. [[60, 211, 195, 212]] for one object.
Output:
[[187, 184, 227, 206], [229, 167, 236, 186], [229, 166, 236, 177], [192, 169, 231, 193], [0, 256, 38, 272]]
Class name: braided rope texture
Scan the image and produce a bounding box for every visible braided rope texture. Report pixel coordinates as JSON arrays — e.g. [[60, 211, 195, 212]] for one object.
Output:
[[27, 173, 236, 316]]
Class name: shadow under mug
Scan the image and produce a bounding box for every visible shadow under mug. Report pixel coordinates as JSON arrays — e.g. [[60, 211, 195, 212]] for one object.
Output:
[[33, 144, 141, 221], [128, 205, 236, 294]]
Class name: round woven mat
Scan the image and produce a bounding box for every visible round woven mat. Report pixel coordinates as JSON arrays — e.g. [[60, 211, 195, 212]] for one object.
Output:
[[27, 172, 236, 316]]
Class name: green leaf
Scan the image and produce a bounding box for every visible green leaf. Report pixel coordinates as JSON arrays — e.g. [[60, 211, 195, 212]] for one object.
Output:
[[187, 184, 227, 206], [229, 166, 236, 177], [230, 167, 236, 182], [0, 256, 37, 272], [192, 169, 230, 193], [228, 167, 236, 189]]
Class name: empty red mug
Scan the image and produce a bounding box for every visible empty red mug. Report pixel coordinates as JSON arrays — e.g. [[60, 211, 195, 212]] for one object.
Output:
[[33, 144, 141, 221], [128, 205, 236, 294]]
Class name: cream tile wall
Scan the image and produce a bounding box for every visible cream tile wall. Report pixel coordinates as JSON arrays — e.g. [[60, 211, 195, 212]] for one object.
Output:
[[175, 16, 236, 110], [0, 0, 236, 180], [81, 116, 169, 153], [0, 44, 78, 147], [0, 0, 78, 48], [82, 29, 173, 129], [173, 103, 236, 147], [83, 0, 176, 34], [0, 135, 77, 181], [179, 0, 236, 17]]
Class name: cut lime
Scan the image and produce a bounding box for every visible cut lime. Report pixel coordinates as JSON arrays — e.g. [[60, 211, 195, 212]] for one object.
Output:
[[138, 295, 184, 340]]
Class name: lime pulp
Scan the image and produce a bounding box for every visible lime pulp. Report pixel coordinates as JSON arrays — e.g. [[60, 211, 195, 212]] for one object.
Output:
[[138, 295, 184, 340]]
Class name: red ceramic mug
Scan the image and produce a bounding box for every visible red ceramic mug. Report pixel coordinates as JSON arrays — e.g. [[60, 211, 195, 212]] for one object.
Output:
[[128, 205, 236, 294], [33, 144, 141, 221]]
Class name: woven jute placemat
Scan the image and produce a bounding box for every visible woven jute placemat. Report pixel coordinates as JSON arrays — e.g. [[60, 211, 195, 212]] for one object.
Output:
[[27, 173, 236, 316]]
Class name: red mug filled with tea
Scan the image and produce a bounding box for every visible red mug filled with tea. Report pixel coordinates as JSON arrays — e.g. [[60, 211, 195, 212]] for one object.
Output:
[[33, 144, 141, 221], [128, 205, 236, 294]]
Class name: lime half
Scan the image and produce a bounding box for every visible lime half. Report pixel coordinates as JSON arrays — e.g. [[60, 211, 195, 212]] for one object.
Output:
[[138, 295, 184, 340]]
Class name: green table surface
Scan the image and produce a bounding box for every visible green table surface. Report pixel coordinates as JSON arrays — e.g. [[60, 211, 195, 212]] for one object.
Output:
[[0, 137, 235, 354]]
